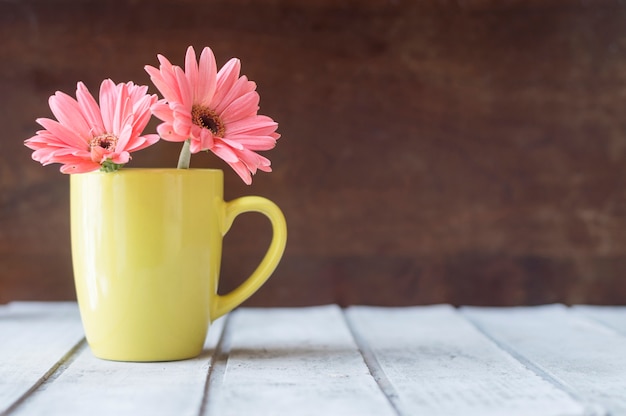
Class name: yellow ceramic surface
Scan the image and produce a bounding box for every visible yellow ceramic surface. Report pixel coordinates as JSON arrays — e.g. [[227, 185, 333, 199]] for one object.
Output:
[[70, 169, 286, 361]]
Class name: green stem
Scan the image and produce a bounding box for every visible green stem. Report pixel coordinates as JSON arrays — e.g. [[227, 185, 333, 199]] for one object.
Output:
[[177, 139, 191, 169]]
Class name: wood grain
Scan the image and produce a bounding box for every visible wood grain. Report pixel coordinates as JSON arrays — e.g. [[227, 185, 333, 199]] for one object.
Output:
[[8, 302, 626, 415], [205, 306, 395, 415], [0, 302, 84, 414], [346, 305, 585, 416], [574, 305, 626, 335], [9, 312, 225, 416], [463, 305, 626, 414], [2, 1, 626, 305]]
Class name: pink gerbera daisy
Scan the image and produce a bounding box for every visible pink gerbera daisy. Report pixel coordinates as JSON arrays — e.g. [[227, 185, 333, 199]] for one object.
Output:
[[24, 79, 159, 173], [145, 46, 280, 184]]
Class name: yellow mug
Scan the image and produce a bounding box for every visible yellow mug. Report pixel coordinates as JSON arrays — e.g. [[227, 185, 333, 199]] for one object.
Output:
[[70, 169, 287, 361]]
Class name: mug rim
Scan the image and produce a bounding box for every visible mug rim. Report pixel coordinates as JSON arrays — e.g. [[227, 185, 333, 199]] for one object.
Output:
[[70, 168, 224, 175]]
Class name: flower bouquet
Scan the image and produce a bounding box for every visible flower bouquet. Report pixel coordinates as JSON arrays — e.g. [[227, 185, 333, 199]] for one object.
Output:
[[23, 46, 287, 362], [25, 45, 280, 184]]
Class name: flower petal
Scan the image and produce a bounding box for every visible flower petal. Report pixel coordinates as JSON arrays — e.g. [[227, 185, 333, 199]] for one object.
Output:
[[145, 65, 179, 103], [112, 82, 131, 136], [99, 79, 117, 133], [49, 90, 91, 139], [227, 115, 279, 136], [211, 142, 240, 163], [157, 122, 187, 142], [174, 66, 193, 108], [130, 93, 158, 139], [184, 46, 199, 100], [226, 134, 276, 150], [220, 91, 260, 124], [150, 102, 172, 122], [210, 58, 241, 109], [197, 47, 217, 106], [35, 118, 87, 149], [60, 159, 101, 173], [214, 75, 256, 115], [226, 160, 253, 185], [76, 82, 106, 135], [126, 134, 160, 152]]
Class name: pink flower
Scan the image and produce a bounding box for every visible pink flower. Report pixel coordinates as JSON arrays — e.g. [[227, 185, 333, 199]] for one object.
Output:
[[145, 46, 280, 184], [24, 80, 159, 173]]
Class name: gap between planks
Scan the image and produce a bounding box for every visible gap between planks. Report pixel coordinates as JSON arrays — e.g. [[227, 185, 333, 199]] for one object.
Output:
[[0, 302, 86, 416], [344, 305, 590, 416], [7, 303, 626, 416], [461, 304, 626, 416], [199, 312, 234, 416], [202, 305, 588, 416], [4, 306, 226, 416], [161, 305, 612, 416], [201, 306, 396, 416], [201, 307, 403, 416], [0, 340, 87, 416], [458, 306, 590, 411], [342, 311, 406, 416]]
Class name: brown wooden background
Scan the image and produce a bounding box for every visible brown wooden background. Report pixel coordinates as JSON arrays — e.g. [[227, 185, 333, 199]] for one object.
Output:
[[2, 0, 626, 307]]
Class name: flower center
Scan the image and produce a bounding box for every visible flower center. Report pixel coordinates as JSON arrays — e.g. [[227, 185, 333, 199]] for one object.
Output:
[[90, 134, 118, 151], [192, 105, 225, 137]]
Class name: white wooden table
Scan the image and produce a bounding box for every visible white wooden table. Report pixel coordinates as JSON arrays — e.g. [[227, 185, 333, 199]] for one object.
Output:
[[1, 303, 626, 416]]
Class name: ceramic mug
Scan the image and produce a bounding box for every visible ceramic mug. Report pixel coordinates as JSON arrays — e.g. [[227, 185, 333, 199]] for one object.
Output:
[[70, 169, 287, 361]]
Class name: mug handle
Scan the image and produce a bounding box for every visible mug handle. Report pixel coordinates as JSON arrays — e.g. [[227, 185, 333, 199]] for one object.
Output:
[[211, 196, 287, 320]]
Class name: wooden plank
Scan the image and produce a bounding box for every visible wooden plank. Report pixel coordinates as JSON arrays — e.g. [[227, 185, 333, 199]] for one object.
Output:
[[0, 302, 84, 415], [463, 304, 626, 415], [10, 315, 226, 416], [573, 305, 626, 335], [346, 305, 586, 416], [204, 305, 395, 416]]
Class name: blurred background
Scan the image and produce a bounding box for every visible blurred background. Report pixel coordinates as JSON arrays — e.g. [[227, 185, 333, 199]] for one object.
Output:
[[2, 0, 626, 307]]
